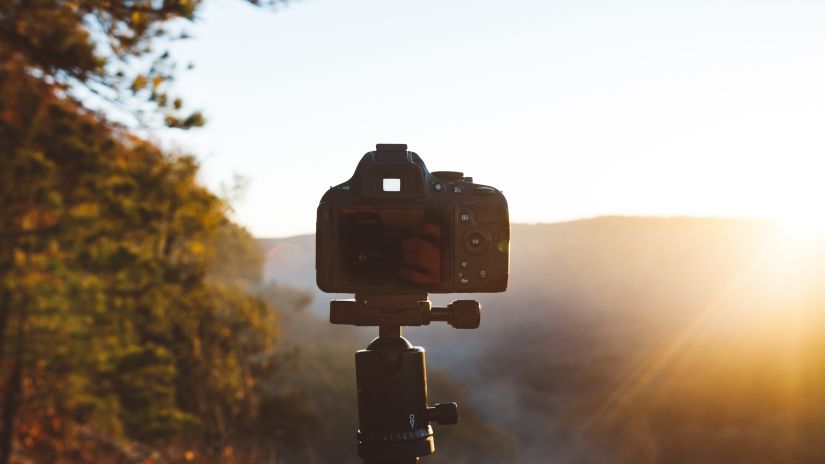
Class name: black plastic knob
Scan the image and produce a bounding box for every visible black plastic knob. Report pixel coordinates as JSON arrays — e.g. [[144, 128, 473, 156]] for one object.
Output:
[[447, 300, 480, 329], [428, 402, 458, 425], [376, 143, 407, 151]]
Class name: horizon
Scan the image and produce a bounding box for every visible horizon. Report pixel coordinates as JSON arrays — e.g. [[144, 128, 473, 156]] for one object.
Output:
[[255, 213, 782, 239]]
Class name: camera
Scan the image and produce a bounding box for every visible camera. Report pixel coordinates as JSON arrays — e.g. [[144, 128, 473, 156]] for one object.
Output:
[[316, 143, 509, 294]]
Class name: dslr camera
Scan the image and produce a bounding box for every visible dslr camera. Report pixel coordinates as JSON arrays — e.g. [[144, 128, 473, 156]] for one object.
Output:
[[316, 144, 509, 294]]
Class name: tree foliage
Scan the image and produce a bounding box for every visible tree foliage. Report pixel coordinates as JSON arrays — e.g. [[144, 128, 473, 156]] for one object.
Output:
[[0, 0, 285, 130], [0, 0, 213, 129], [0, 5, 285, 460]]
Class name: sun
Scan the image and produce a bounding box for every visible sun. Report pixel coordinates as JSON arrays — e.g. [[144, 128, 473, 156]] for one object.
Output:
[[778, 213, 825, 242]]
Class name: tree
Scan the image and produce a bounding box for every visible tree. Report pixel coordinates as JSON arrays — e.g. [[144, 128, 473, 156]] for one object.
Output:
[[0, 1, 286, 461], [0, 0, 285, 129], [0, 0, 206, 128]]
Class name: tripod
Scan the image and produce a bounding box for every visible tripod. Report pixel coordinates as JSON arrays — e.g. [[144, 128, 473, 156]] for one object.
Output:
[[330, 294, 481, 463]]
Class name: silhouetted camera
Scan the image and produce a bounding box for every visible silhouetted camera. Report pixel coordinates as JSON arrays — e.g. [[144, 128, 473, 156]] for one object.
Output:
[[316, 144, 509, 294]]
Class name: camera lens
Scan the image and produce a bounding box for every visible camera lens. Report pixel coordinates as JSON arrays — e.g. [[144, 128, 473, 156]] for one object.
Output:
[[463, 230, 489, 254]]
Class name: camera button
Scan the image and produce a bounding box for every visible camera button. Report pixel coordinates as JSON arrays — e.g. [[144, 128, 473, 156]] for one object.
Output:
[[460, 261, 469, 269], [452, 185, 463, 194], [460, 213, 470, 222], [478, 269, 488, 279], [433, 182, 444, 192], [460, 277, 470, 285], [463, 230, 489, 254]]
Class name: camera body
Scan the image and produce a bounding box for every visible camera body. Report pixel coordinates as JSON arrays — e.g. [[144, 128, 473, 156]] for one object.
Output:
[[316, 144, 509, 294]]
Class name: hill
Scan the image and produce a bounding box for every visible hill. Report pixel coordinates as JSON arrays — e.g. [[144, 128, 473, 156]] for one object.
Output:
[[259, 217, 825, 463]]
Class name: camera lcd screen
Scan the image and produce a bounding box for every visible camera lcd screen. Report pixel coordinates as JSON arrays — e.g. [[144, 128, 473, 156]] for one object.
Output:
[[336, 205, 451, 288]]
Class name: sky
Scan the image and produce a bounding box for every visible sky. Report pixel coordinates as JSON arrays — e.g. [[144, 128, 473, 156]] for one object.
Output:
[[162, 0, 825, 238]]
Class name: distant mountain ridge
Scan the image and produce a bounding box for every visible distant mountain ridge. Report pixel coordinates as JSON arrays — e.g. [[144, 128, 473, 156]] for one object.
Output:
[[256, 216, 825, 463], [256, 216, 780, 312], [259, 233, 315, 290]]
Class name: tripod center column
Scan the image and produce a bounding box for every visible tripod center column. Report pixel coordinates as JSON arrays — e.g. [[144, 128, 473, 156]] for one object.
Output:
[[355, 327, 435, 462]]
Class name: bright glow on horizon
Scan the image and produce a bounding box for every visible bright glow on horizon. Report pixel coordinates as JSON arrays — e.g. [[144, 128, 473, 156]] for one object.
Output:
[[779, 213, 825, 242]]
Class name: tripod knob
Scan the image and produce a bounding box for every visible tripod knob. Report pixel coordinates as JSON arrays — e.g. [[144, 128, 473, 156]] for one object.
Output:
[[428, 402, 458, 425], [447, 300, 480, 329]]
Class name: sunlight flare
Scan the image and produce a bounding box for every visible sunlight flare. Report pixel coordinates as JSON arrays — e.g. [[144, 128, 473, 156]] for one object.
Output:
[[777, 212, 825, 242]]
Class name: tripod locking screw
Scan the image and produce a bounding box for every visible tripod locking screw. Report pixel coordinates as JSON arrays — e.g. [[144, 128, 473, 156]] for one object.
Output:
[[447, 300, 481, 329], [428, 402, 458, 425]]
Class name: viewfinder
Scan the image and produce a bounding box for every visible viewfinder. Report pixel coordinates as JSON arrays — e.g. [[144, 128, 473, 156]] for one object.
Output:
[[383, 178, 401, 192]]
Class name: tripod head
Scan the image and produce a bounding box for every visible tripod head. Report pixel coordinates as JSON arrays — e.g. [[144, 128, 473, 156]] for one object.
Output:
[[330, 294, 480, 329], [329, 294, 481, 463]]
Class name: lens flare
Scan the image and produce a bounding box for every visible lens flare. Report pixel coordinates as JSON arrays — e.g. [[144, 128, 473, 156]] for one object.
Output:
[[779, 213, 825, 242]]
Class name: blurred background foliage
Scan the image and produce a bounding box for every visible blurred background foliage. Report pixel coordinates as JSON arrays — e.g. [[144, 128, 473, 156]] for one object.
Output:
[[0, 55, 282, 461], [0, 1, 305, 462]]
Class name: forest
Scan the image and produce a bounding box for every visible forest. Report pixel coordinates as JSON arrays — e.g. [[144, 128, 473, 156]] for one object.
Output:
[[0, 0, 322, 462]]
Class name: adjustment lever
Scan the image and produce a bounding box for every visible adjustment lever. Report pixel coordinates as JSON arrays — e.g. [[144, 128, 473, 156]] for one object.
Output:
[[428, 402, 458, 425], [429, 300, 480, 329]]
